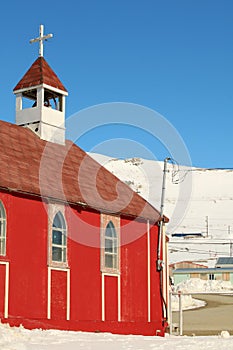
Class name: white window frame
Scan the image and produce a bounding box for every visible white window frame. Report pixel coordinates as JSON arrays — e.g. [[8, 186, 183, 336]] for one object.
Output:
[[0, 201, 6, 256], [51, 211, 67, 263], [101, 214, 120, 274], [48, 203, 68, 268], [104, 221, 118, 270]]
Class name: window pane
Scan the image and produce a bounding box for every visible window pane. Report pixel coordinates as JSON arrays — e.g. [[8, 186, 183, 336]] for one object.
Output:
[[0, 220, 6, 256], [105, 222, 117, 238], [113, 241, 117, 253], [105, 238, 113, 252], [53, 214, 61, 229], [52, 247, 62, 262], [52, 230, 62, 245], [62, 248, 67, 262], [3, 222, 5, 238], [0, 238, 5, 256], [113, 255, 117, 269], [105, 254, 113, 268], [105, 226, 112, 237], [0, 221, 5, 238], [63, 234, 67, 245]]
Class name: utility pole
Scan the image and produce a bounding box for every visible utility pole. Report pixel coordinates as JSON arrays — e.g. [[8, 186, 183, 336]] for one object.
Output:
[[157, 157, 171, 271]]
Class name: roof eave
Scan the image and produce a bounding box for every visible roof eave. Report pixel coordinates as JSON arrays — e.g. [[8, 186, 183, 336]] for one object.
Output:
[[13, 83, 68, 96], [0, 184, 161, 224]]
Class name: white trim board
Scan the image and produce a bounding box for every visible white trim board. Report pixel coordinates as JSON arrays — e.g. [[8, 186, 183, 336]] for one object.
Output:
[[0, 261, 9, 318], [47, 266, 70, 321]]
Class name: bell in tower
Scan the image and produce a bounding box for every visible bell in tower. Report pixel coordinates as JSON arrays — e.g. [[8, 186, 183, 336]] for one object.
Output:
[[13, 25, 68, 145]]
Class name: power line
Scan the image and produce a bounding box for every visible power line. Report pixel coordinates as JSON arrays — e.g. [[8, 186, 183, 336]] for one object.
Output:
[[170, 241, 232, 245]]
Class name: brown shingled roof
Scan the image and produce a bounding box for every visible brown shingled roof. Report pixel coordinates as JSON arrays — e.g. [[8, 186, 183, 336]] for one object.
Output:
[[13, 57, 67, 92], [0, 121, 162, 222]]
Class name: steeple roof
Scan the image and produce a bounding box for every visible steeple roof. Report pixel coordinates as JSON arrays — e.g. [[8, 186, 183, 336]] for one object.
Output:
[[13, 57, 67, 93]]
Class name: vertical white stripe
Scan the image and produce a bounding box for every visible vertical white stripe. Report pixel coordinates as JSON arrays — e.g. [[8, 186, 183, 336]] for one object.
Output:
[[101, 273, 105, 321], [166, 234, 170, 324], [47, 267, 51, 319], [147, 220, 151, 322], [66, 269, 70, 320], [162, 224, 167, 309], [4, 262, 9, 318], [0, 261, 10, 319], [118, 275, 121, 321]]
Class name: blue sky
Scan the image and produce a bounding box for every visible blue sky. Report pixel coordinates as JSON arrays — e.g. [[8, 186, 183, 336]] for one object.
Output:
[[1, 0, 233, 168]]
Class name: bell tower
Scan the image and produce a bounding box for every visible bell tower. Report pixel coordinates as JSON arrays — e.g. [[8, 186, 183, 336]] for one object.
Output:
[[13, 25, 68, 145]]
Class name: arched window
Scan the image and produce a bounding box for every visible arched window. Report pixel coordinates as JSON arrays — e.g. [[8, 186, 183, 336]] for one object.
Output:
[[52, 211, 67, 263], [0, 202, 6, 256], [104, 221, 118, 269]]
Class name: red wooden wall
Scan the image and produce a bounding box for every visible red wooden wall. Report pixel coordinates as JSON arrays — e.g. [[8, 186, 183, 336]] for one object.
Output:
[[121, 219, 148, 322], [51, 270, 67, 320], [0, 192, 48, 320], [0, 191, 165, 336], [104, 275, 118, 321]]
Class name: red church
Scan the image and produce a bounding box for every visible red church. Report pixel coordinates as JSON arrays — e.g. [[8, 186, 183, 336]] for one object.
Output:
[[0, 26, 169, 336]]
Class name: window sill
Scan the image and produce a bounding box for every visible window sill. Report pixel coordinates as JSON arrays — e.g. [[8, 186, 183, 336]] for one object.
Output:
[[48, 261, 69, 269], [101, 268, 120, 275]]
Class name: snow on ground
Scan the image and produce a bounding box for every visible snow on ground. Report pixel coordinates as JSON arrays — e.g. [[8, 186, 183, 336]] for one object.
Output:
[[0, 323, 232, 350], [1, 280, 232, 349], [176, 278, 233, 294], [3, 280, 233, 349], [171, 278, 233, 311], [171, 294, 206, 311]]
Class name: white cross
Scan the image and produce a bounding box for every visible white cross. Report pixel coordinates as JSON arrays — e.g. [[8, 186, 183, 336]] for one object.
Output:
[[29, 24, 53, 57]]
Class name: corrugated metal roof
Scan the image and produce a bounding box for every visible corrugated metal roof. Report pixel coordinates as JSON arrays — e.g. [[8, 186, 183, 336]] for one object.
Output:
[[216, 257, 233, 266], [173, 267, 233, 274]]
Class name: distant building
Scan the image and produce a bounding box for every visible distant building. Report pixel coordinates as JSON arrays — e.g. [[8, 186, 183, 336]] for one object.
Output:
[[172, 258, 233, 285], [169, 261, 207, 277]]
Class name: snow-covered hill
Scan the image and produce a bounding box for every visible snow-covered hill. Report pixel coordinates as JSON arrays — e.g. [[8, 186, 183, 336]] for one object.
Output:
[[90, 153, 233, 266]]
